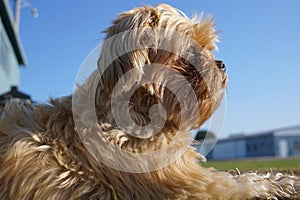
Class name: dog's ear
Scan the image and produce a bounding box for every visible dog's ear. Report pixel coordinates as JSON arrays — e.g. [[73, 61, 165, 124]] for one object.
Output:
[[192, 16, 219, 51], [98, 6, 160, 93]]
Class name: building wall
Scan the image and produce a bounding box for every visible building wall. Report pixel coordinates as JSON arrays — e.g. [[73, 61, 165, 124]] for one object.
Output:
[[0, 14, 20, 94], [275, 136, 300, 157], [245, 134, 275, 157], [213, 139, 246, 160]]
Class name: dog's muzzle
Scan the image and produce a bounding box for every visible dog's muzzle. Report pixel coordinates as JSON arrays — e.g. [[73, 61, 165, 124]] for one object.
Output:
[[215, 60, 226, 72]]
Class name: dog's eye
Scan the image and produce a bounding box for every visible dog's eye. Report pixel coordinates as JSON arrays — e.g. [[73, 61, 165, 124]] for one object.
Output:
[[215, 60, 226, 72]]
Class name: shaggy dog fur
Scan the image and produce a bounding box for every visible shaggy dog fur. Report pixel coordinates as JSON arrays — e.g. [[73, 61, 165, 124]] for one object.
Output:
[[0, 4, 299, 200]]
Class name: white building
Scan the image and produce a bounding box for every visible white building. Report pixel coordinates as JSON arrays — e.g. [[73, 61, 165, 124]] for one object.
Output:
[[0, 0, 30, 109], [196, 126, 300, 160]]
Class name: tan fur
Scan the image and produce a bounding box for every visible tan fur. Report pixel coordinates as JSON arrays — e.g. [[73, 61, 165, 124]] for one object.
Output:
[[0, 4, 299, 200]]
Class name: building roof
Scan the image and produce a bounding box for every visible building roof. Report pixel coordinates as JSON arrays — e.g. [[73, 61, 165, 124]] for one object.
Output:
[[0, 0, 27, 66], [0, 85, 30, 99], [0, 86, 31, 108], [218, 126, 300, 143], [0, 86, 32, 113], [273, 126, 300, 137]]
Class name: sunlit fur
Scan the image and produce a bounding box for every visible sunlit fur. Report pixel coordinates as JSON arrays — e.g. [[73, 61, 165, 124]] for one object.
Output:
[[0, 4, 299, 199]]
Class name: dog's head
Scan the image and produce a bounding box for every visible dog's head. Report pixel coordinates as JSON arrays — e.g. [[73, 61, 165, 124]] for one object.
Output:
[[96, 4, 227, 137]]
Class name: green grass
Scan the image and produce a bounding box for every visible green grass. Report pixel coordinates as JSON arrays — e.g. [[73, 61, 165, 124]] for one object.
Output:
[[201, 158, 300, 174]]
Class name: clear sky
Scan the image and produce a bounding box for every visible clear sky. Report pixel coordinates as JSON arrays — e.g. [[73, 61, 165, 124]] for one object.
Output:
[[14, 0, 300, 138]]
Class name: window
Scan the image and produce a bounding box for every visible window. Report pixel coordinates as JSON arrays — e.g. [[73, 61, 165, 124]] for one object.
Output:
[[260, 141, 265, 151], [246, 144, 251, 152], [269, 142, 274, 151], [294, 140, 300, 149], [253, 143, 257, 152]]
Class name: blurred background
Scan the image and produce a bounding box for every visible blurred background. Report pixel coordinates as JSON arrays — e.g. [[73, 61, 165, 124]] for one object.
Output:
[[0, 0, 299, 164]]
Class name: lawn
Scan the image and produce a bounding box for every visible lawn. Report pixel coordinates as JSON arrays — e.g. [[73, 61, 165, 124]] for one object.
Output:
[[201, 157, 300, 175]]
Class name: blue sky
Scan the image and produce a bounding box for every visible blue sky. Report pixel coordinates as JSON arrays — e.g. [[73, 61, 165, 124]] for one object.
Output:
[[14, 0, 300, 138]]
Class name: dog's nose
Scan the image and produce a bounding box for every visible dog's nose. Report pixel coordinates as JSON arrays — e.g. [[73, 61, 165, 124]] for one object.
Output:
[[215, 60, 226, 72]]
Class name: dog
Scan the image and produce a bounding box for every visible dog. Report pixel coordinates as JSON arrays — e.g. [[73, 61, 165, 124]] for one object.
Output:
[[0, 4, 299, 199]]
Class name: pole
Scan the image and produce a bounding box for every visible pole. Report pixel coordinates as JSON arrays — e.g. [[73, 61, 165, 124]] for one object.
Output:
[[14, 0, 21, 33]]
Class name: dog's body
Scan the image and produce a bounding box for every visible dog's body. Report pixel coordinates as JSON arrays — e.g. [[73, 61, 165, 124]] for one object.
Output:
[[0, 4, 299, 199]]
